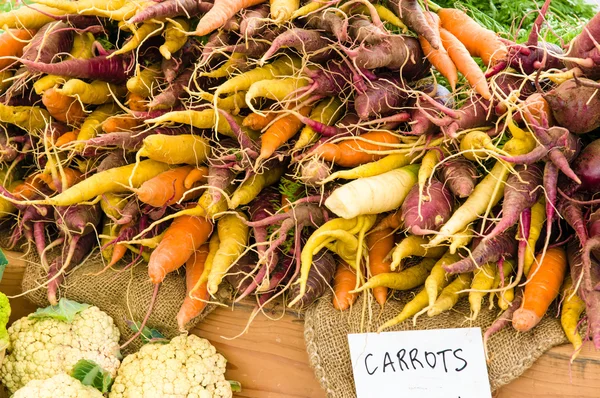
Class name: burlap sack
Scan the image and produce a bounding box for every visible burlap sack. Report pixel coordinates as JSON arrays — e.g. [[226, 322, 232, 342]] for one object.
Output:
[[18, 248, 220, 353], [305, 290, 568, 397]]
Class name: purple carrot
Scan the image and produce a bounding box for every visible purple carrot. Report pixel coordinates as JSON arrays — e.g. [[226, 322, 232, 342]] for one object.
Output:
[[485, 164, 543, 241], [161, 42, 194, 83], [128, 0, 211, 23], [222, 40, 271, 58], [582, 209, 600, 290], [201, 31, 231, 62], [47, 231, 96, 305], [22, 21, 73, 63], [55, 203, 102, 234], [223, 15, 240, 31], [437, 158, 479, 198], [19, 54, 132, 83], [225, 252, 259, 295], [557, 193, 588, 246], [400, 178, 453, 235], [348, 15, 387, 45], [0, 135, 18, 163], [408, 84, 453, 135], [207, 164, 236, 206], [306, 8, 349, 42], [261, 28, 331, 62], [568, 240, 600, 349], [97, 151, 131, 172], [389, 0, 440, 49], [443, 228, 517, 274], [257, 253, 294, 306], [216, 109, 259, 154], [289, 249, 336, 309], [354, 75, 407, 119], [300, 157, 330, 185], [148, 68, 192, 109], [483, 288, 523, 359], [116, 198, 140, 225], [564, 11, 600, 79], [240, 4, 270, 37], [300, 61, 354, 98], [346, 35, 427, 79], [544, 78, 600, 134]]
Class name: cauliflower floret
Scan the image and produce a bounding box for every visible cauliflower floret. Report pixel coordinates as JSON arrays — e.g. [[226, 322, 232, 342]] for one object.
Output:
[[0, 305, 121, 393], [109, 335, 232, 398], [13, 373, 104, 398]]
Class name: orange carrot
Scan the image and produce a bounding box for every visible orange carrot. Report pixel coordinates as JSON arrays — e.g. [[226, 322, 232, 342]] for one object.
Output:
[[135, 165, 195, 207], [12, 176, 46, 200], [440, 28, 491, 100], [367, 228, 395, 306], [242, 112, 276, 130], [437, 8, 507, 66], [512, 247, 567, 332], [177, 243, 210, 331], [421, 12, 458, 90], [108, 241, 128, 267], [54, 130, 78, 147], [333, 260, 358, 311], [374, 210, 402, 232], [0, 29, 36, 70], [41, 88, 86, 125], [38, 168, 83, 192], [126, 91, 147, 111], [148, 214, 213, 284], [311, 130, 401, 168], [184, 166, 209, 189], [193, 0, 266, 36], [101, 115, 142, 133], [522, 93, 553, 127], [259, 105, 312, 160]]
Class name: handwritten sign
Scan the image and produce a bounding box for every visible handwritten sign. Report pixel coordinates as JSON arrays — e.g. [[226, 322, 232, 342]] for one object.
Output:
[[348, 328, 492, 398]]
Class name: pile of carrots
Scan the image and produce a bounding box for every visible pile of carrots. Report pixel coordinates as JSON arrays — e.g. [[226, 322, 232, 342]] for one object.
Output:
[[0, 0, 599, 359]]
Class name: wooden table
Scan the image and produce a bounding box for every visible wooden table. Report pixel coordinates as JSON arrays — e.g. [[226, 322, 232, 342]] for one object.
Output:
[[2, 251, 600, 397]]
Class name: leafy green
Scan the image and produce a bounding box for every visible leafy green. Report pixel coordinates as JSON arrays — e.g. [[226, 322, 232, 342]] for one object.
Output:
[[278, 177, 306, 205], [29, 298, 90, 323], [125, 320, 169, 344], [96, 37, 115, 50], [70, 359, 114, 393], [0, 248, 8, 283], [229, 380, 242, 392], [432, 0, 597, 44]]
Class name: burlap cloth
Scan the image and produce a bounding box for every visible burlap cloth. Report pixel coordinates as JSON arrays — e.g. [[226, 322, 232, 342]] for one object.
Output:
[[304, 290, 568, 397], [13, 243, 220, 353]]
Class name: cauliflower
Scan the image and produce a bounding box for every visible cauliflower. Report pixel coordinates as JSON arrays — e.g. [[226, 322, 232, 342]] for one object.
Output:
[[0, 298, 121, 393], [109, 334, 232, 398], [0, 291, 10, 361], [12, 373, 104, 398]]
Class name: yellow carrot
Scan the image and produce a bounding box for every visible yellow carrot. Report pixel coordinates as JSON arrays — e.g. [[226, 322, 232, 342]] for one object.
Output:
[[0, 104, 50, 131], [378, 287, 429, 331], [110, 22, 162, 57], [160, 18, 189, 60], [294, 97, 344, 149], [425, 251, 462, 308], [271, 0, 299, 22], [524, 198, 546, 276], [57, 79, 126, 105], [146, 108, 240, 137], [391, 235, 446, 271], [76, 103, 119, 143], [229, 165, 286, 208], [322, 153, 414, 183], [126, 63, 161, 98], [469, 262, 496, 320], [352, 258, 437, 292], [428, 272, 473, 316], [246, 77, 309, 104], [561, 275, 585, 358]]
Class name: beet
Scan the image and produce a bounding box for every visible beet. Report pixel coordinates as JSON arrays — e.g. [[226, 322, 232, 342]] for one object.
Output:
[[571, 138, 600, 193], [544, 78, 600, 134]]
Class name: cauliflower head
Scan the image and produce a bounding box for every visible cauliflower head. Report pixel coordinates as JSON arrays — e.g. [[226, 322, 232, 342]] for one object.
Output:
[[0, 300, 121, 393], [12, 373, 104, 398], [109, 334, 232, 398]]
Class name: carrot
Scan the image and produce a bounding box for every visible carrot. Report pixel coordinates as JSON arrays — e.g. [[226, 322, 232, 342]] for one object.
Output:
[[193, 0, 266, 36], [311, 130, 402, 168], [110, 22, 162, 57], [561, 275, 585, 358], [246, 77, 309, 104], [367, 228, 394, 306], [148, 214, 213, 284], [193, 232, 220, 293], [146, 108, 240, 137], [439, 28, 491, 99], [428, 272, 473, 316], [12, 177, 46, 200], [177, 244, 210, 331], [138, 134, 211, 165], [333, 260, 358, 311], [0, 5, 68, 29], [420, 14, 457, 90], [513, 247, 567, 332], [39, 168, 83, 192], [56, 79, 127, 105], [40, 88, 85, 125], [184, 167, 209, 189], [352, 258, 437, 292], [54, 131, 78, 147], [324, 153, 415, 184], [77, 103, 119, 142], [102, 115, 142, 134], [424, 251, 462, 308], [230, 164, 286, 208], [524, 198, 546, 276], [126, 92, 147, 112], [135, 165, 195, 207], [391, 235, 446, 271], [31, 0, 127, 13], [437, 8, 508, 66], [160, 18, 189, 60], [378, 287, 428, 331], [294, 97, 344, 150], [259, 105, 312, 160], [0, 29, 36, 70], [325, 164, 419, 220], [126, 63, 161, 98], [243, 112, 277, 130], [271, 0, 299, 22], [469, 262, 496, 320], [207, 212, 250, 294], [37, 160, 171, 206], [107, 240, 128, 268]]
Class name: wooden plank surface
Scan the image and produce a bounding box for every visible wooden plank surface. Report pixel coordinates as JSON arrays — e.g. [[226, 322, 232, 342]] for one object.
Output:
[[1, 250, 600, 397]]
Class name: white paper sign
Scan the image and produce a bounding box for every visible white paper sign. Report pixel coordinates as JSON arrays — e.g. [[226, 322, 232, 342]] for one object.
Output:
[[348, 328, 492, 398]]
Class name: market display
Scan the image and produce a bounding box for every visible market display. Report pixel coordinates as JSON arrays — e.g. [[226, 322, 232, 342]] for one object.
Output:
[[0, 0, 599, 395]]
